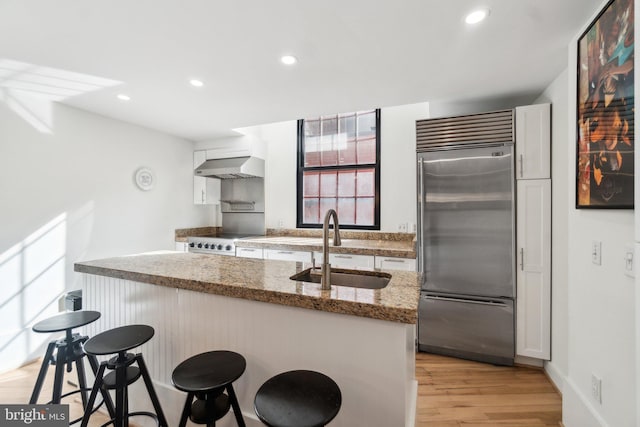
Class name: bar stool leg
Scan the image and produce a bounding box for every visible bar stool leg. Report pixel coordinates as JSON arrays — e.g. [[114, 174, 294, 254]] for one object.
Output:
[[136, 354, 168, 427], [226, 384, 246, 427], [86, 355, 116, 418], [51, 344, 67, 404], [81, 362, 107, 427], [75, 358, 88, 409], [29, 341, 56, 404], [114, 365, 126, 427], [178, 392, 194, 427], [123, 385, 129, 427]]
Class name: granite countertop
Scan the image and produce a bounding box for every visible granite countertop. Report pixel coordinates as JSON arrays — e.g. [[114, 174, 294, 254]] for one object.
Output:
[[74, 252, 420, 324], [175, 228, 416, 258], [235, 236, 416, 258]]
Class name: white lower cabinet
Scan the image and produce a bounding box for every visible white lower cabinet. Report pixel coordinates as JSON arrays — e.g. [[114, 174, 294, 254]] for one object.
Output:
[[263, 249, 312, 263], [175, 242, 188, 252], [313, 252, 375, 270], [374, 256, 416, 271], [236, 247, 264, 259], [516, 179, 551, 360]]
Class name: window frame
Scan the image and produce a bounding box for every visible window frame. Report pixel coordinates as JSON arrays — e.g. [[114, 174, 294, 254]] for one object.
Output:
[[296, 109, 381, 230]]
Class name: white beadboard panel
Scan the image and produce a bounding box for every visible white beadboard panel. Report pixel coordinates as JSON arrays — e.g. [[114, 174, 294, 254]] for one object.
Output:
[[79, 274, 416, 427]]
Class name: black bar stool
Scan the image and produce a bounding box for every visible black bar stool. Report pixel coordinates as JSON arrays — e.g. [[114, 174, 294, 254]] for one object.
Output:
[[30, 310, 115, 424], [254, 370, 341, 427], [172, 350, 246, 427], [80, 324, 167, 427]]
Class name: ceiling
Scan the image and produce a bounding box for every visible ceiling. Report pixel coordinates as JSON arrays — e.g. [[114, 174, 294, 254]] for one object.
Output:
[[0, 0, 602, 141]]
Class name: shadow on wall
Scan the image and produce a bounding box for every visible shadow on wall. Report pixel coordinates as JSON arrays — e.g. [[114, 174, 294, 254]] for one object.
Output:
[[0, 213, 68, 373]]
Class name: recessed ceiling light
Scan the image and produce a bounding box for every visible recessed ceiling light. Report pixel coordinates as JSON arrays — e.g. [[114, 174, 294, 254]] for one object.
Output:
[[189, 79, 204, 87], [281, 55, 298, 65], [117, 94, 131, 101], [465, 9, 490, 24]]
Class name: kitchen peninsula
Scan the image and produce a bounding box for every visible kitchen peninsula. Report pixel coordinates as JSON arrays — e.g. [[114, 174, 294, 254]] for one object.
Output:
[[74, 252, 420, 427]]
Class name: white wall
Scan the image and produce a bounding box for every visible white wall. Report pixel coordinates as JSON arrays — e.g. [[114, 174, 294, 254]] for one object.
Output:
[[534, 69, 570, 390], [216, 102, 430, 232], [561, 1, 637, 425], [429, 94, 537, 119], [0, 99, 211, 372]]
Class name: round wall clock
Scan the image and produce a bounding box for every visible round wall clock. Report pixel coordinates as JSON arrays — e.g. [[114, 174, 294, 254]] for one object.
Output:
[[134, 167, 154, 191]]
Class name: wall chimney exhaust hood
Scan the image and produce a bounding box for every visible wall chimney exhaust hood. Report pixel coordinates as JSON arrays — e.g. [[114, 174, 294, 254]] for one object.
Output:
[[195, 156, 264, 179]]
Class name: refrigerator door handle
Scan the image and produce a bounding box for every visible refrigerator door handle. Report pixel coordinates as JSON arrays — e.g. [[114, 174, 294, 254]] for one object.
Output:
[[423, 294, 509, 307], [418, 157, 424, 273], [520, 248, 524, 271]]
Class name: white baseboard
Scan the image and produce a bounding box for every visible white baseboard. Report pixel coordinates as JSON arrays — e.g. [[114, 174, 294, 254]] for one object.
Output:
[[543, 360, 565, 394], [515, 355, 544, 367], [563, 377, 609, 427]]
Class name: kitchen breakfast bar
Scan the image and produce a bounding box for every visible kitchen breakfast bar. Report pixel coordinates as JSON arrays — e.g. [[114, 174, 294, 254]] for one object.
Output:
[[74, 252, 420, 427]]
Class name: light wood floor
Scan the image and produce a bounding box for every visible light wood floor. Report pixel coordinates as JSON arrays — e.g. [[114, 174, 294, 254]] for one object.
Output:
[[1, 353, 561, 426], [0, 359, 113, 426], [416, 352, 562, 426]]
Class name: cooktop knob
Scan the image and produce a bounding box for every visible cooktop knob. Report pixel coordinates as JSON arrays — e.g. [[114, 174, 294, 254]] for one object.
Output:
[[217, 244, 223, 250], [225, 245, 232, 251], [189, 242, 195, 247], [204, 244, 210, 249], [197, 243, 203, 248]]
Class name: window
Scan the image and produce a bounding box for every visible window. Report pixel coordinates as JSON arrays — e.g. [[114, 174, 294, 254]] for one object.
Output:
[[297, 109, 380, 229]]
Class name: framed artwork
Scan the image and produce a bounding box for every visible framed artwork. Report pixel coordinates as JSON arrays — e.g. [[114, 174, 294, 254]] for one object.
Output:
[[576, 0, 634, 208]]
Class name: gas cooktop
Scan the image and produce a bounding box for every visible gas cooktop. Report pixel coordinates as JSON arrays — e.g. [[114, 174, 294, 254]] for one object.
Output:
[[187, 234, 263, 256]]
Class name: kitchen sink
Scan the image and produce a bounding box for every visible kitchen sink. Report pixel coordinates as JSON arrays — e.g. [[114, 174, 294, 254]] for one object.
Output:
[[290, 268, 391, 289]]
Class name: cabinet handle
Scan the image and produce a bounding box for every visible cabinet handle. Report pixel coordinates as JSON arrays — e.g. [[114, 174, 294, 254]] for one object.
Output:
[[520, 248, 524, 271], [201, 189, 205, 203], [277, 251, 293, 254], [382, 258, 404, 263], [519, 155, 524, 178], [241, 248, 256, 252], [334, 255, 353, 259]]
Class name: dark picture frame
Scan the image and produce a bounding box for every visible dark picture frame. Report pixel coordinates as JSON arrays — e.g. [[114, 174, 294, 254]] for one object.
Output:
[[576, 0, 634, 208]]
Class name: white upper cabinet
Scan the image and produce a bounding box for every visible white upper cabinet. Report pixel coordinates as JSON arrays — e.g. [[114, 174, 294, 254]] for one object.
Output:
[[194, 150, 220, 205], [516, 179, 551, 360], [515, 104, 551, 180]]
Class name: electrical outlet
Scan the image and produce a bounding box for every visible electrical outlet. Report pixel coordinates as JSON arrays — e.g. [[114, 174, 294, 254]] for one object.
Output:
[[591, 374, 602, 404], [592, 241, 602, 265], [624, 245, 635, 277], [398, 223, 408, 232]]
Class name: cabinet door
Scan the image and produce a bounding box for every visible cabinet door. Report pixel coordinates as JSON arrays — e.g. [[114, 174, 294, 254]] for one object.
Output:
[[193, 151, 221, 205], [175, 242, 188, 252], [516, 179, 551, 359], [314, 252, 375, 270], [515, 104, 550, 180], [236, 247, 263, 259], [264, 249, 312, 263], [374, 256, 416, 271]]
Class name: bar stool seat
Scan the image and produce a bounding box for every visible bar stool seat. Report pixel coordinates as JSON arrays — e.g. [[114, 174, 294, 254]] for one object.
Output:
[[32, 311, 101, 334], [172, 350, 246, 427], [254, 370, 341, 427], [81, 324, 167, 427], [30, 310, 114, 424]]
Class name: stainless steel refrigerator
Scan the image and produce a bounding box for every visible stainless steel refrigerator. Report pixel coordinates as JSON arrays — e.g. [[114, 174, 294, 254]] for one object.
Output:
[[416, 110, 515, 366]]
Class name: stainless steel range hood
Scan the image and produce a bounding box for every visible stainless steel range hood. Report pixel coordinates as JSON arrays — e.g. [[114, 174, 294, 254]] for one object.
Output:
[[195, 156, 264, 179]]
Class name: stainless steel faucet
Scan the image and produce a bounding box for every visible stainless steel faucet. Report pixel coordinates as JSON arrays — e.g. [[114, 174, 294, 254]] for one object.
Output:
[[321, 209, 342, 290]]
